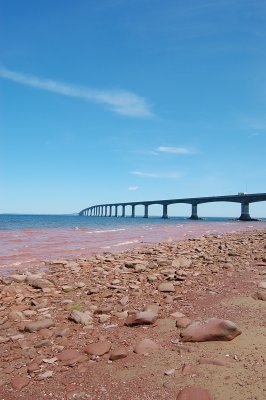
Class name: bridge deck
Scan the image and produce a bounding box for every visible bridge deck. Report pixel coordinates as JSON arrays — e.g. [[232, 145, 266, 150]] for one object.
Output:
[[79, 193, 266, 220]]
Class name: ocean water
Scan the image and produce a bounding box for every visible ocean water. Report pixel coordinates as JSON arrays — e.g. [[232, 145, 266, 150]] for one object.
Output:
[[0, 214, 266, 272]]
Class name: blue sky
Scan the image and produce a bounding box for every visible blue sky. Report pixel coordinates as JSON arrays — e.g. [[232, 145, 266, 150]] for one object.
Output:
[[1, 0, 266, 217]]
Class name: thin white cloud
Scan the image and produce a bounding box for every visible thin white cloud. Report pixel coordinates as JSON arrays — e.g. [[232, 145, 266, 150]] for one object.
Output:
[[132, 170, 182, 179], [0, 66, 153, 118], [248, 120, 266, 131], [157, 146, 194, 154], [128, 186, 139, 191], [132, 150, 159, 156]]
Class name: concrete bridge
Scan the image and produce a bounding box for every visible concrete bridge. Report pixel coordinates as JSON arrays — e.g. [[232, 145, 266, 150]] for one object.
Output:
[[79, 193, 266, 221]]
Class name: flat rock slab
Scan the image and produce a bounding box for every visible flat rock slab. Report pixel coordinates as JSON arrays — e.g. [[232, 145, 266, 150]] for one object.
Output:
[[158, 282, 175, 292], [84, 341, 111, 356], [176, 317, 192, 328], [57, 349, 82, 362], [125, 311, 157, 326], [69, 310, 93, 325], [176, 386, 213, 400], [26, 275, 54, 289], [24, 319, 55, 332], [180, 318, 241, 342], [109, 348, 128, 361], [11, 376, 30, 390]]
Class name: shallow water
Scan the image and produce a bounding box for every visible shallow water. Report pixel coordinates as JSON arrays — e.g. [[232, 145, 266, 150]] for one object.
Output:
[[0, 214, 266, 271]]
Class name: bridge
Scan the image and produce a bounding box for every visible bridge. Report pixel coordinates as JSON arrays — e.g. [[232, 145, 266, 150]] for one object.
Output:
[[79, 192, 266, 221]]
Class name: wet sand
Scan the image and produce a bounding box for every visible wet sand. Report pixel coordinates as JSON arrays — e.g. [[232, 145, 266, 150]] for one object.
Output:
[[1, 220, 266, 273]]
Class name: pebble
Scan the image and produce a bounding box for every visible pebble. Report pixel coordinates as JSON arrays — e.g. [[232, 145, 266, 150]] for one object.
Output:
[[164, 368, 175, 376]]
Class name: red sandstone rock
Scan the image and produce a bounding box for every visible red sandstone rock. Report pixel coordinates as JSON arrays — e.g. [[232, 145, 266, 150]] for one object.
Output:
[[171, 311, 186, 318], [180, 318, 241, 342], [11, 376, 30, 390], [109, 347, 128, 361], [176, 386, 213, 400], [158, 282, 175, 292], [143, 304, 160, 314], [24, 319, 55, 332], [27, 275, 54, 289], [57, 349, 82, 362], [134, 338, 159, 354], [27, 362, 40, 373], [253, 290, 266, 301], [181, 364, 195, 376], [176, 317, 192, 328], [84, 341, 111, 356], [69, 310, 93, 325], [125, 311, 157, 326]]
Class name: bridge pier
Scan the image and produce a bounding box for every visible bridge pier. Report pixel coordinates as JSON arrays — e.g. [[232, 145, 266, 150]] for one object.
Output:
[[190, 204, 199, 219], [108, 206, 112, 217], [115, 205, 118, 217], [144, 204, 149, 218], [132, 205, 135, 218], [239, 202, 252, 221], [162, 204, 168, 219], [122, 205, 125, 217]]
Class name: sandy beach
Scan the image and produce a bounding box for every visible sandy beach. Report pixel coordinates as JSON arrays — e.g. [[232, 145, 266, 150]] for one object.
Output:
[[0, 228, 265, 399]]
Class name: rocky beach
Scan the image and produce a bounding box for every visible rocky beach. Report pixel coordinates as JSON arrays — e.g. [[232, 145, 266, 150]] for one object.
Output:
[[0, 228, 265, 399]]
